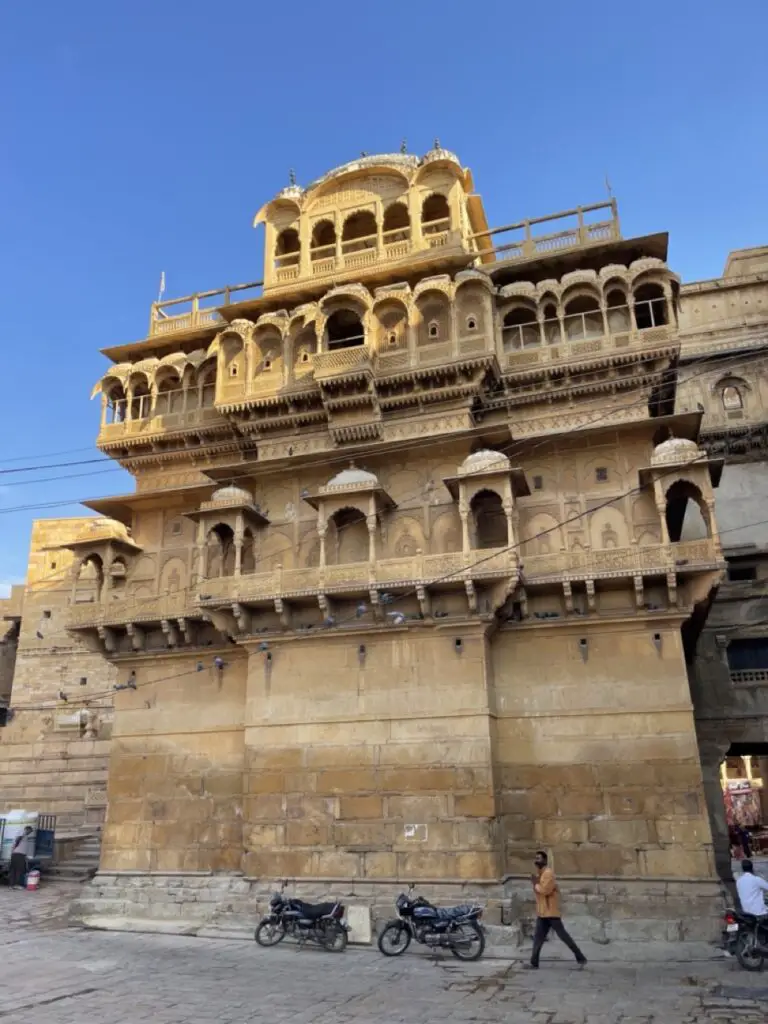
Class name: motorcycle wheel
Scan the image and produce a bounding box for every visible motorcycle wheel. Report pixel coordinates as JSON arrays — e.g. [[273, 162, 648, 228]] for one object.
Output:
[[736, 931, 765, 972], [320, 922, 348, 952], [450, 922, 486, 962], [378, 921, 411, 957], [255, 918, 287, 947]]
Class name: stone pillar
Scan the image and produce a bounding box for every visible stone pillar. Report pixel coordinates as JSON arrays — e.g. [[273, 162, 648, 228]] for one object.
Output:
[[195, 522, 206, 585], [459, 501, 471, 555], [234, 514, 244, 577], [655, 495, 671, 545], [318, 518, 327, 570], [100, 393, 108, 428]]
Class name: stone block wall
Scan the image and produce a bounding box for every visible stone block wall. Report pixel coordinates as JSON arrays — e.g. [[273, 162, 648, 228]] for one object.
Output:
[[0, 519, 116, 829], [492, 621, 716, 880]]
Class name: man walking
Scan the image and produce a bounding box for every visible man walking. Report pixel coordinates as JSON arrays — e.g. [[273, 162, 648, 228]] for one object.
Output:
[[7, 826, 34, 890], [526, 850, 587, 969]]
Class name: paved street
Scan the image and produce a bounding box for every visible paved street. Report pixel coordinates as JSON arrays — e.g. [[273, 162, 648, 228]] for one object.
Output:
[[1, 885, 767, 1023]]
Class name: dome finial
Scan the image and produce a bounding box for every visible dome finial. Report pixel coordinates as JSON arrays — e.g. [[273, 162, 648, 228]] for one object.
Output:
[[360, 150, 368, 158], [433, 137, 441, 150], [400, 138, 407, 154], [288, 168, 296, 186]]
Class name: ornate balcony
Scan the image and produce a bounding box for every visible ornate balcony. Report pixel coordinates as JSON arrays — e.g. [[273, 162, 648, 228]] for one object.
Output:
[[198, 548, 515, 607], [97, 405, 228, 447], [313, 345, 372, 382], [67, 592, 196, 630], [501, 323, 675, 379], [522, 539, 721, 584]]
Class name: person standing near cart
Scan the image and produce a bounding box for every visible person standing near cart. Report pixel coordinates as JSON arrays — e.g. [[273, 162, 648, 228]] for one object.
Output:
[[8, 826, 33, 889]]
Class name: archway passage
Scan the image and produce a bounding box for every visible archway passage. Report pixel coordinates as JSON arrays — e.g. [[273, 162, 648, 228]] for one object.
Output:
[[74, 555, 104, 603], [311, 220, 336, 260], [206, 523, 236, 578], [342, 210, 377, 253], [470, 489, 507, 549], [718, 743, 768, 867], [422, 193, 450, 235], [383, 202, 410, 243], [326, 310, 365, 350], [329, 507, 369, 564], [275, 228, 300, 266], [666, 479, 710, 542]]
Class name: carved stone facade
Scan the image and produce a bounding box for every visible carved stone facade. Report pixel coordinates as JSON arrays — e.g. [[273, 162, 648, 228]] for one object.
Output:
[[3, 149, 747, 940]]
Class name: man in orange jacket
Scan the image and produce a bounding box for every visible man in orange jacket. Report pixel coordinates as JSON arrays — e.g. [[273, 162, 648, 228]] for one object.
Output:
[[526, 850, 587, 969]]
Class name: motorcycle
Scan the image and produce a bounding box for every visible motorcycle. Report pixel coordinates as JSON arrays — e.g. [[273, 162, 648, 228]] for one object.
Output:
[[377, 885, 485, 961], [254, 883, 349, 952], [725, 907, 768, 971]]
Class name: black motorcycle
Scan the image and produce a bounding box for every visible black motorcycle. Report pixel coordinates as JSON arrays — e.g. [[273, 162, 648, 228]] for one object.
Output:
[[725, 907, 768, 971], [377, 885, 485, 961], [255, 884, 349, 952]]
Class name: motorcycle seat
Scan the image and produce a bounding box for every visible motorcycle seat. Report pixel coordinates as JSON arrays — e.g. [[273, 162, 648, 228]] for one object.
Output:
[[435, 904, 476, 920], [292, 900, 338, 920]]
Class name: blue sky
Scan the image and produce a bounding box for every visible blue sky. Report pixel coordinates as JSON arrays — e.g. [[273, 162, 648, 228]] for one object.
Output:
[[1, 1, 766, 591]]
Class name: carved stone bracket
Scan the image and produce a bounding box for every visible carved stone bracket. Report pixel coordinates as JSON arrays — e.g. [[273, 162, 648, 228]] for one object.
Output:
[[368, 589, 383, 621], [464, 580, 477, 614], [97, 625, 118, 653], [232, 603, 251, 634], [666, 572, 678, 607], [416, 584, 431, 619], [178, 617, 194, 645], [126, 623, 146, 651], [274, 597, 291, 629], [562, 581, 573, 614], [585, 580, 596, 612], [633, 575, 644, 608], [160, 619, 179, 647]]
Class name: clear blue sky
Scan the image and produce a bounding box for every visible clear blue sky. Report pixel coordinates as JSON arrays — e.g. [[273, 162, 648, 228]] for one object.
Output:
[[1, 1, 767, 591]]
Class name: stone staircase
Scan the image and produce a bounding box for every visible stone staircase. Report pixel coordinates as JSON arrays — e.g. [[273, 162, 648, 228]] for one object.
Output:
[[46, 832, 101, 882]]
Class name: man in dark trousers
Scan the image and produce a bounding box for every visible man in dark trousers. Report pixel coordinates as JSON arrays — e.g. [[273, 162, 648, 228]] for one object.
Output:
[[526, 850, 587, 969], [8, 826, 34, 889]]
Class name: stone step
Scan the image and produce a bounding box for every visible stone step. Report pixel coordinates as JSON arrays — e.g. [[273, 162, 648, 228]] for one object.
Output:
[[46, 864, 99, 880]]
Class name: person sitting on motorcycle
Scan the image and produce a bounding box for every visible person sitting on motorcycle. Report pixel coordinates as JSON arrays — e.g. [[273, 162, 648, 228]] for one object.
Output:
[[736, 859, 768, 917]]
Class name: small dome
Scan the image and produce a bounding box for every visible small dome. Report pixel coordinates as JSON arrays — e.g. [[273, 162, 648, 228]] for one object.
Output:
[[275, 184, 303, 202], [211, 484, 254, 504], [650, 437, 702, 467], [460, 449, 511, 475], [327, 464, 379, 488], [421, 141, 461, 168]]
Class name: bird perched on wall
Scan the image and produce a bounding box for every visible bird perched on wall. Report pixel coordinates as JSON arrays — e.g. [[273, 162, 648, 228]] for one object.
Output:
[[58, 691, 68, 702]]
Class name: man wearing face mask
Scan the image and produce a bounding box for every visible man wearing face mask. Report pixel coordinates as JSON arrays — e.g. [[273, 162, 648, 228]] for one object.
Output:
[[525, 850, 587, 970]]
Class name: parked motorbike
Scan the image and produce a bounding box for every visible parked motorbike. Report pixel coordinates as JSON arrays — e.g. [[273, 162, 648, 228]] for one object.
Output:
[[725, 907, 768, 971], [377, 885, 485, 961], [254, 883, 349, 952]]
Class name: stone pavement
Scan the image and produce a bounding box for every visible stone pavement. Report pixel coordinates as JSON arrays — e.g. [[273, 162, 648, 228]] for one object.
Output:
[[0, 883, 767, 1023]]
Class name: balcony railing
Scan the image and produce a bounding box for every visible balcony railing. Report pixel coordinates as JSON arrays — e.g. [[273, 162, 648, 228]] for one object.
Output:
[[67, 592, 194, 629], [730, 669, 768, 686], [475, 201, 621, 265], [502, 322, 674, 376], [523, 539, 721, 581], [68, 549, 517, 632], [313, 344, 371, 379], [148, 281, 263, 337], [98, 402, 225, 445]]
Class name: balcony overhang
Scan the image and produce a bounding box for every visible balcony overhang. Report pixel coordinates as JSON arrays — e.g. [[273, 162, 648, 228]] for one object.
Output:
[[302, 480, 396, 513], [82, 483, 219, 525], [638, 456, 724, 489], [186, 499, 269, 529], [484, 232, 669, 289], [52, 536, 143, 556], [442, 467, 530, 501]]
